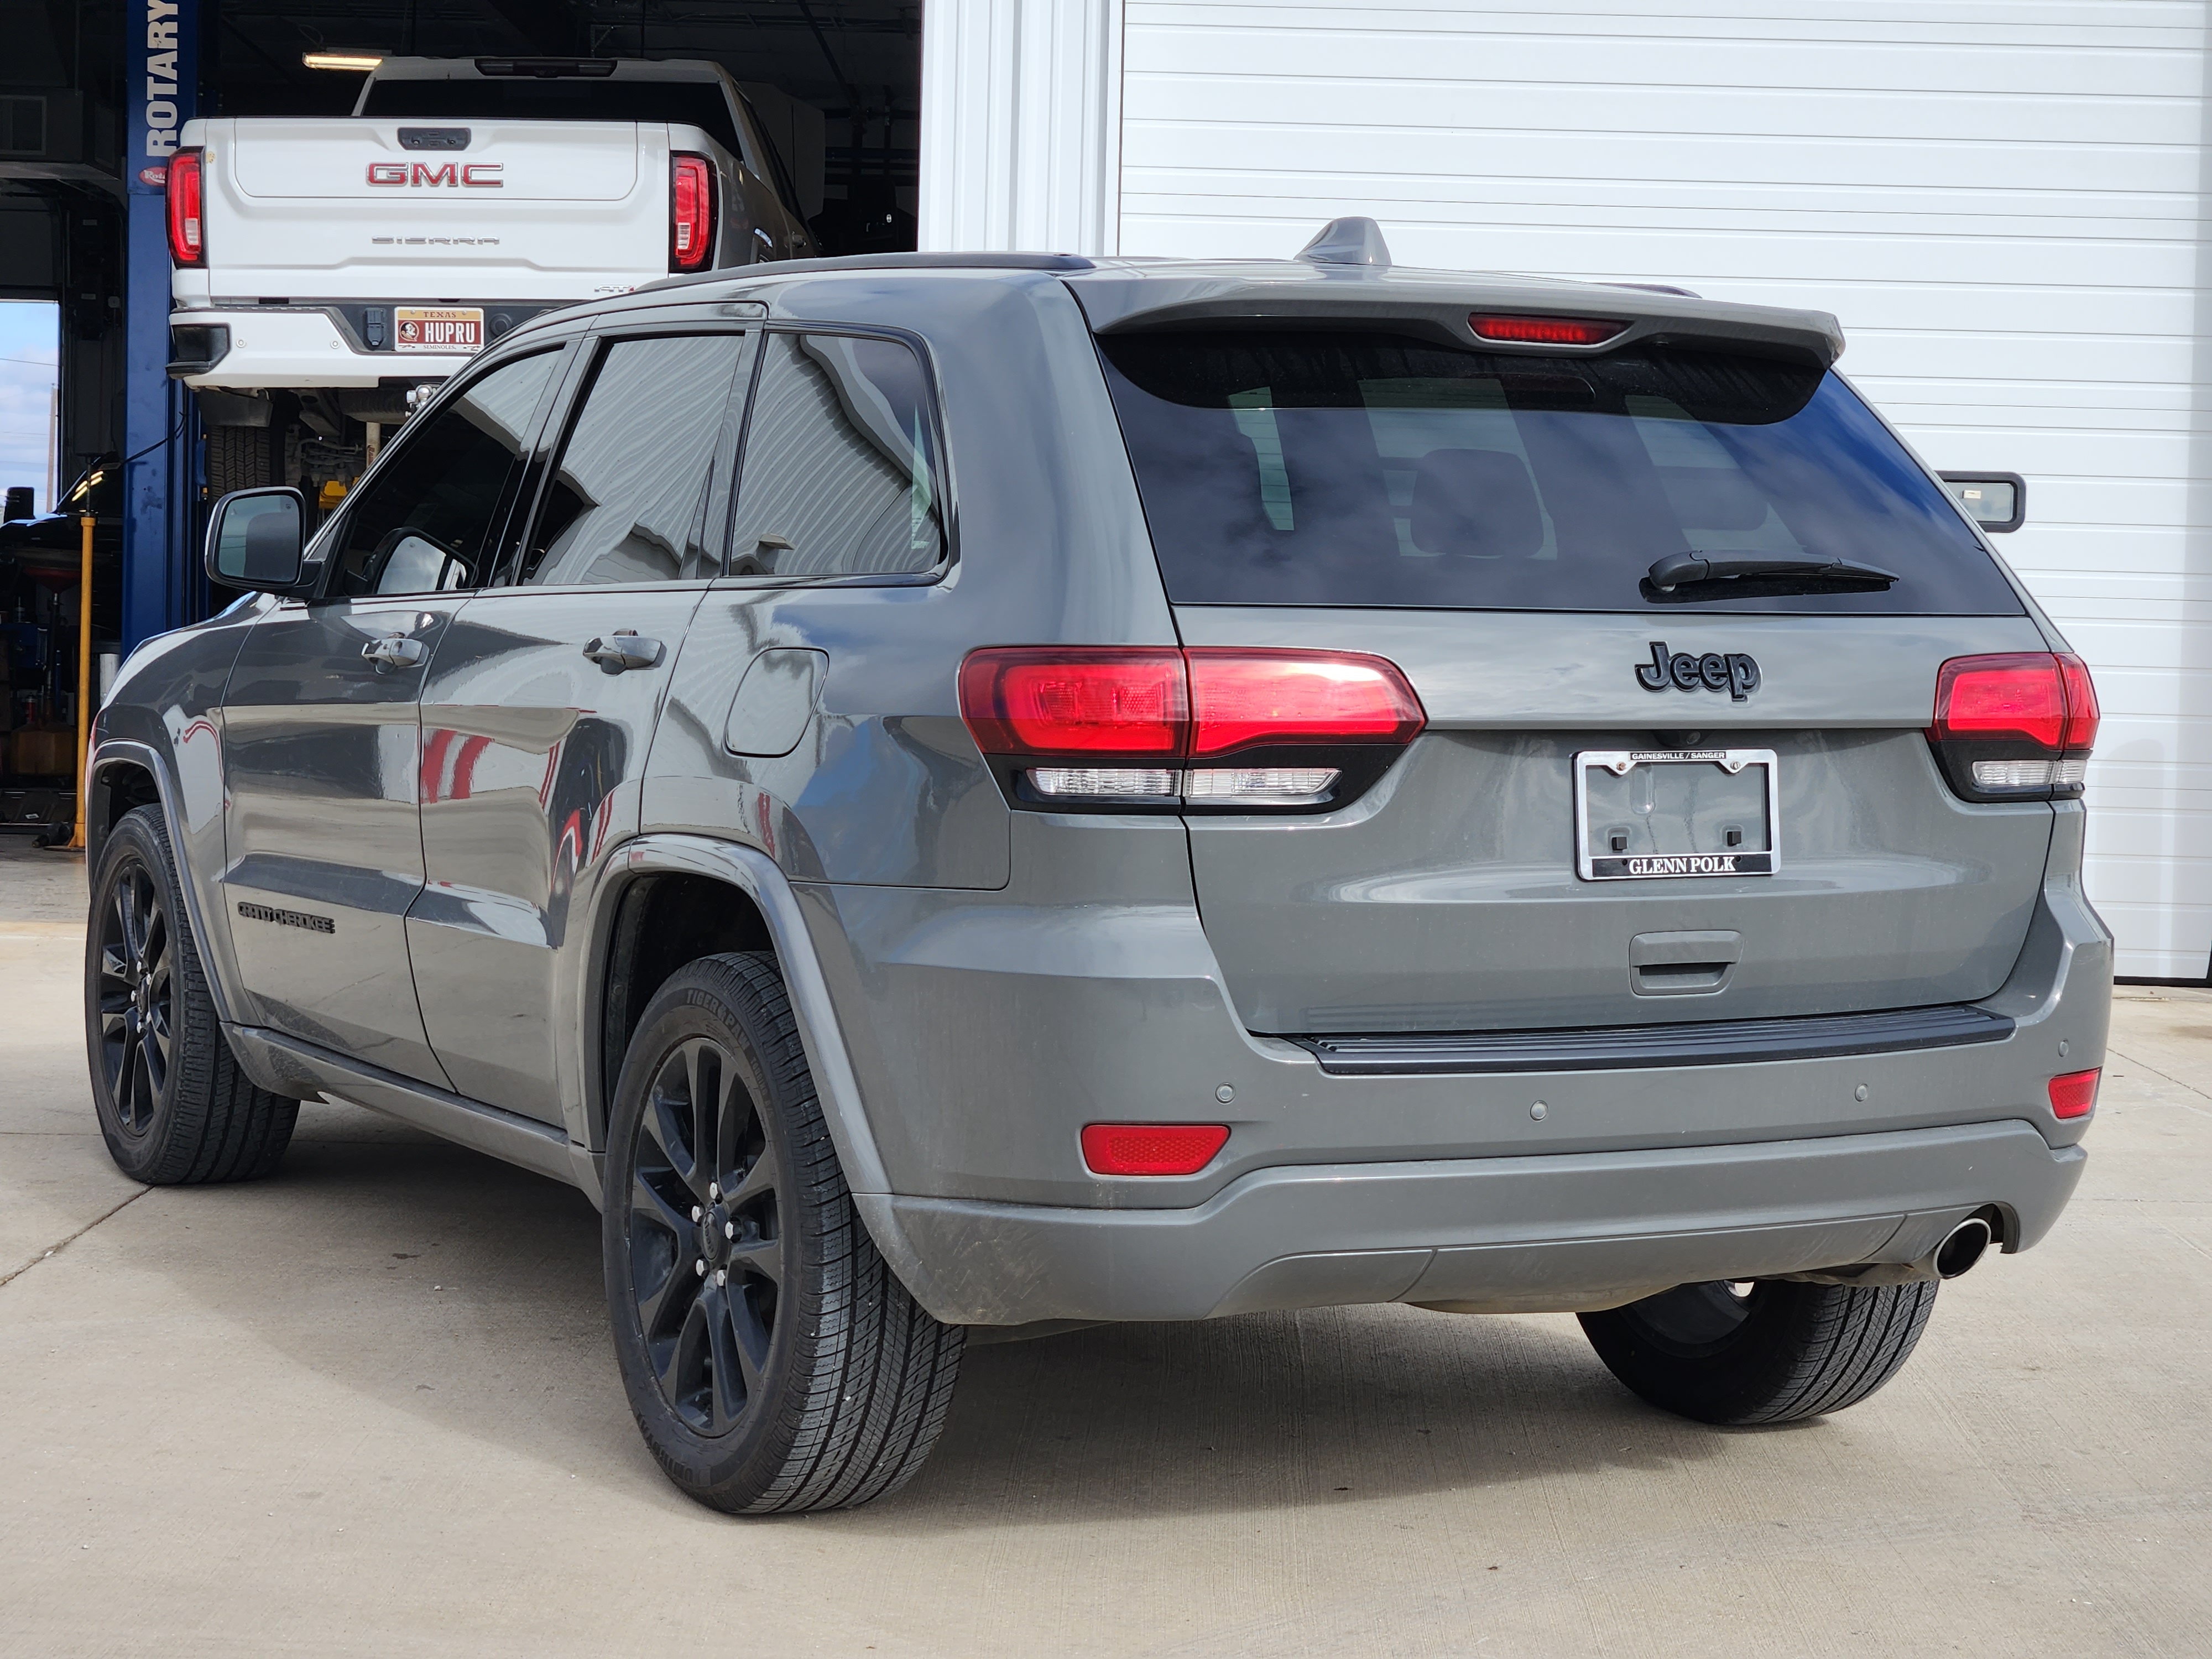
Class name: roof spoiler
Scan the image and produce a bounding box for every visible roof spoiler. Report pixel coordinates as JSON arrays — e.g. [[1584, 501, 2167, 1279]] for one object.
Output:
[[1068, 225, 1845, 369]]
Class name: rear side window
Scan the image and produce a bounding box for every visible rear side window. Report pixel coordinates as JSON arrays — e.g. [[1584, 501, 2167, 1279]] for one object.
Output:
[[518, 332, 748, 586], [1097, 331, 2021, 615], [727, 332, 943, 579]]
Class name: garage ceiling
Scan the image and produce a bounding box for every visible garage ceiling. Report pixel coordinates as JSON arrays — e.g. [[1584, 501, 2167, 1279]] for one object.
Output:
[[213, 1, 923, 124]]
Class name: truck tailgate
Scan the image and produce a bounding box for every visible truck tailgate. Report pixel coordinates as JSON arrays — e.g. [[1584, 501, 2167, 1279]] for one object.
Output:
[[193, 118, 667, 298]]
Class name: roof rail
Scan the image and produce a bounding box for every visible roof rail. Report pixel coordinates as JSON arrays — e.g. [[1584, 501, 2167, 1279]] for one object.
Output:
[[640, 250, 1094, 295]]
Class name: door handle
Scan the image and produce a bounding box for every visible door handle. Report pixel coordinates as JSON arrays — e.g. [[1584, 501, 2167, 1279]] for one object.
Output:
[[362, 634, 428, 669], [582, 632, 665, 674]]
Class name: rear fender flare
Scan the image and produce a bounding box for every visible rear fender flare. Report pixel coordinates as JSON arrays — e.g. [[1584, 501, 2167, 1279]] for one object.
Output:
[[582, 834, 928, 1288]]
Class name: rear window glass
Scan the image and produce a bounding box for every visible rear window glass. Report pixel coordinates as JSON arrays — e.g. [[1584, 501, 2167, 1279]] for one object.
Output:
[[360, 79, 748, 164], [1096, 331, 2021, 614]]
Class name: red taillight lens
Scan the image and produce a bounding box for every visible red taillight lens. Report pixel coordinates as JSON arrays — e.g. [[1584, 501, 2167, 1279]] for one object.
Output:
[[1469, 313, 1625, 347], [2048, 1068, 2100, 1120], [166, 150, 205, 267], [958, 648, 1187, 755], [2057, 652, 2100, 751], [1186, 649, 1426, 757], [670, 153, 714, 272], [1928, 650, 2099, 801], [1934, 653, 2065, 749], [1081, 1123, 1229, 1176]]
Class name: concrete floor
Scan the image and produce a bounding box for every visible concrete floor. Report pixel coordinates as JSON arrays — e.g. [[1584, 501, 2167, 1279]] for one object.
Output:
[[1, 835, 2206, 1657]]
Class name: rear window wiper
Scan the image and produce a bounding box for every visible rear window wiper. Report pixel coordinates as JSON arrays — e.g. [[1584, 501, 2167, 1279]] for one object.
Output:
[[1647, 550, 1898, 593]]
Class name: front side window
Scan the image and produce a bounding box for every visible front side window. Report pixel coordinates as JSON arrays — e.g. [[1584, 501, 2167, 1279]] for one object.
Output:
[[1098, 330, 2022, 615], [518, 332, 749, 586], [328, 349, 560, 597], [728, 332, 943, 580]]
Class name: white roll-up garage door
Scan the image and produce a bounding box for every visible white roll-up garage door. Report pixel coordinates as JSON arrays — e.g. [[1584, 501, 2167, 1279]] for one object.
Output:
[[1118, 0, 2211, 978]]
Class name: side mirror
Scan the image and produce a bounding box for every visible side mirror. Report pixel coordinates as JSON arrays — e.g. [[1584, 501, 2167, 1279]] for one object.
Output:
[[1939, 472, 2026, 535], [205, 487, 313, 594]]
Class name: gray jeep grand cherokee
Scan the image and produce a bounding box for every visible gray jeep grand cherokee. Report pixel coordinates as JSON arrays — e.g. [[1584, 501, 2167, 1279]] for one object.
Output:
[[85, 220, 2109, 1514]]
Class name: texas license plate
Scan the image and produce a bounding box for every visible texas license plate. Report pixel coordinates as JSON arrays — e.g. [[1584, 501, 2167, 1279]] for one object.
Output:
[[1574, 748, 1778, 880], [393, 306, 483, 353]]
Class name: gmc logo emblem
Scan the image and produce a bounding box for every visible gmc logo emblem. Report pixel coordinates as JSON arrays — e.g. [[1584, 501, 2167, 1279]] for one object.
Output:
[[367, 162, 503, 187]]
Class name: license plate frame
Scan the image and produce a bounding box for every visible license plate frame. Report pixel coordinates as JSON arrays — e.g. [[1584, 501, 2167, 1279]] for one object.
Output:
[[393, 306, 484, 354], [1573, 747, 1780, 881]]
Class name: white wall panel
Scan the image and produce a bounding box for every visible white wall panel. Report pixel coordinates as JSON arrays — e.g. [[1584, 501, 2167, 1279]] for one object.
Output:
[[1122, 0, 2212, 976], [919, 0, 1124, 254]]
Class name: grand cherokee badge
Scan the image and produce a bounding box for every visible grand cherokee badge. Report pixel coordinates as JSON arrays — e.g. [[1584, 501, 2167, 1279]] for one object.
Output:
[[1636, 640, 1761, 701]]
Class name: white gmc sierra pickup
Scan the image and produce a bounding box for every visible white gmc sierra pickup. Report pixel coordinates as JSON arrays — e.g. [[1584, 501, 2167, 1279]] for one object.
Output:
[[164, 55, 820, 501]]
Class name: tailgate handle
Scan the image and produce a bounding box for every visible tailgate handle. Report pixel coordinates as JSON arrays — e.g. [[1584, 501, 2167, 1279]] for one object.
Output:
[[399, 128, 472, 151], [1630, 931, 1740, 997]]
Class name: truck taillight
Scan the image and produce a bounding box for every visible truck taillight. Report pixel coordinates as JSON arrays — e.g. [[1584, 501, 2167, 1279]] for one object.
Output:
[[670, 154, 713, 272], [166, 150, 205, 268], [958, 646, 1425, 811], [1927, 651, 2099, 802]]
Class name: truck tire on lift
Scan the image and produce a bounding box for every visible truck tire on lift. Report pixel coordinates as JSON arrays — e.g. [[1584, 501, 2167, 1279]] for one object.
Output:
[[205, 425, 278, 497]]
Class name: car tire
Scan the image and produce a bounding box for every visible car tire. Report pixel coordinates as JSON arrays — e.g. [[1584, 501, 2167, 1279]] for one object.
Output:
[[1578, 1277, 1937, 1425], [603, 952, 963, 1513], [85, 805, 299, 1184], [204, 424, 278, 497]]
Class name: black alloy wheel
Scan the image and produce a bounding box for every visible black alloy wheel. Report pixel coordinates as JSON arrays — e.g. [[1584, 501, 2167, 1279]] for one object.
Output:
[[95, 856, 176, 1137], [624, 1034, 785, 1437], [602, 952, 963, 1514], [83, 805, 298, 1185]]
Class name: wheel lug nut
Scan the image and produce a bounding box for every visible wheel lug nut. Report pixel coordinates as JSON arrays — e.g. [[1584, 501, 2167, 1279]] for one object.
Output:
[[694, 1259, 706, 1277], [691, 1207, 702, 1223], [714, 1270, 727, 1286], [724, 1222, 735, 1239], [708, 1183, 719, 1201]]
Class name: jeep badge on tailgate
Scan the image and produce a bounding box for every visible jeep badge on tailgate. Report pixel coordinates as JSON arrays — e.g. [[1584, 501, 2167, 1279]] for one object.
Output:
[[1636, 640, 1761, 701]]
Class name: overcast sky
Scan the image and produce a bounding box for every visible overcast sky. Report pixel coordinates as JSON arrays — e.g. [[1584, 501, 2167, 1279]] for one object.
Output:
[[0, 302, 60, 514]]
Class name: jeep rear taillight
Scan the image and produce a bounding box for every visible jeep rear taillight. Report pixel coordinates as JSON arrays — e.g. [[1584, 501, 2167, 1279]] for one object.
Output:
[[166, 150, 205, 268], [958, 649, 1187, 757], [1928, 651, 2099, 801], [959, 646, 1425, 812], [670, 153, 713, 272], [1186, 649, 1427, 757]]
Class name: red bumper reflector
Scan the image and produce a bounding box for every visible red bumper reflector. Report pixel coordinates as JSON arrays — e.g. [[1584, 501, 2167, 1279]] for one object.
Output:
[[1081, 1123, 1229, 1176], [1469, 313, 1625, 346], [2048, 1068, 2100, 1120]]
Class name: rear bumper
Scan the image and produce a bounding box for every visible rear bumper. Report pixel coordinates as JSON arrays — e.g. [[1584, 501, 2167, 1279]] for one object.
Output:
[[168, 306, 472, 389], [797, 807, 2110, 1326], [863, 1119, 2085, 1325]]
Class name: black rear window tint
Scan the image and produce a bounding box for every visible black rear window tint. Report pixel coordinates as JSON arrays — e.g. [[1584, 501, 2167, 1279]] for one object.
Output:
[[1096, 331, 2022, 615], [361, 79, 746, 161]]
